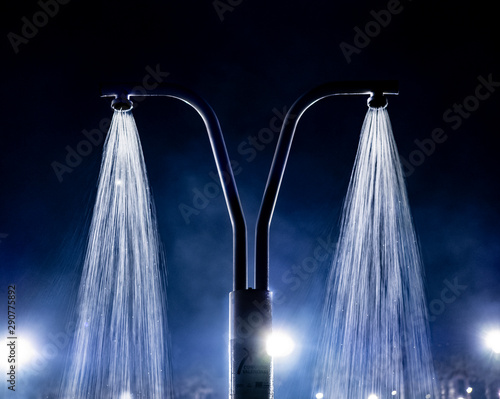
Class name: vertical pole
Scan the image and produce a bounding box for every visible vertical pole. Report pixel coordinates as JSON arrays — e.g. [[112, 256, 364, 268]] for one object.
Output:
[[229, 290, 273, 399]]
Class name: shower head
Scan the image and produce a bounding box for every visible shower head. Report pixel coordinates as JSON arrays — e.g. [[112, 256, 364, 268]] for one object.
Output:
[[367, 92, 388, 109], [110, 94, 133, 111], [100, 85, 134, 111], [366, 81, 397, 109]]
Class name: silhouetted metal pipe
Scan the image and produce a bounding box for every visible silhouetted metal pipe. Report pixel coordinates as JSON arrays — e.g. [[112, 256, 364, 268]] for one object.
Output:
[[255, 80, 399, 290], [101, 83, 248, 291]]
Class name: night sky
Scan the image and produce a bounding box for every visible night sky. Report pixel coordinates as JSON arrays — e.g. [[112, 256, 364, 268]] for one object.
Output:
[[1, 0, 499, 398]]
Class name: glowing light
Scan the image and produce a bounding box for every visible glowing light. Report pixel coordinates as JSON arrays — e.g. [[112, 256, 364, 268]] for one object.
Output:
[[266, 331, 295, 357], [315, 393, 324, 399], [20, 338, 38, 364], [115, 179, 123, 186], [368, 395, 378, 399], [425, 395, 431, 399], [1, 337, 38, 366], [466, 387, 473, 394], [120, 392, 132, 399], [457, 396, 464, 399], [486, 330, 500, 353], [391, 391, 397, 396]]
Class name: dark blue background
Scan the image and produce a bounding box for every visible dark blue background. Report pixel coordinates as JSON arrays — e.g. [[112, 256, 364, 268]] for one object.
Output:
[[1, 0, 499, 397]]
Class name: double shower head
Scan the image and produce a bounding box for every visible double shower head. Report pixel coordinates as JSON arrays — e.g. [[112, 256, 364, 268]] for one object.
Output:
[[105, 84, 393, 112], [100, 80, 399, 291], [99, 80, 399, 399]]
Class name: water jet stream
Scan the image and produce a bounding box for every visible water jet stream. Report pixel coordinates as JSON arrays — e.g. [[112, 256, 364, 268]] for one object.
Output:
[[60, 110, 171, 399], [314, 107, 438, 399]]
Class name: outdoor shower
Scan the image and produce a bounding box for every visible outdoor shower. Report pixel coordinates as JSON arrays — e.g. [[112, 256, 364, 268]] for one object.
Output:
[[255, 81, 398, 292], [79, 80, 405, 399], [101, 83, 248, 292]]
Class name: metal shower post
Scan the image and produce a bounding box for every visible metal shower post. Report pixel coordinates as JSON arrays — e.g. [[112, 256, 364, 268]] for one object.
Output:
[[100, 80, 399, 399]]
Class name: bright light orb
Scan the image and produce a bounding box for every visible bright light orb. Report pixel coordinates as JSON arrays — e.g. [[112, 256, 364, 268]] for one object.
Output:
[[315, 393, 324, 399], [266, 331, 295, 357], [466, 387, 473, 394], [457, 396, 464, 399], [1, 337, 38, 366], [391, 390, 397, 396], [19, 338, 38, 364], [486, 330, 500, 353], [120, 392, 132, 399], [368, 394, 378, 399]]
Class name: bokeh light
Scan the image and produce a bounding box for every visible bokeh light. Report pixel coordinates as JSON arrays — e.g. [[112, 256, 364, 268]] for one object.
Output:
[[486, 330, 500, 353], [1, 336, 38, 367], [266, 331, 295, 357]]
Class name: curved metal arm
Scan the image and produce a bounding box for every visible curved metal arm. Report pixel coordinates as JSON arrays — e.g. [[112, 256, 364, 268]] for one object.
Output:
[[255, 80, 399, 290], [101, 83, 248, 291]]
